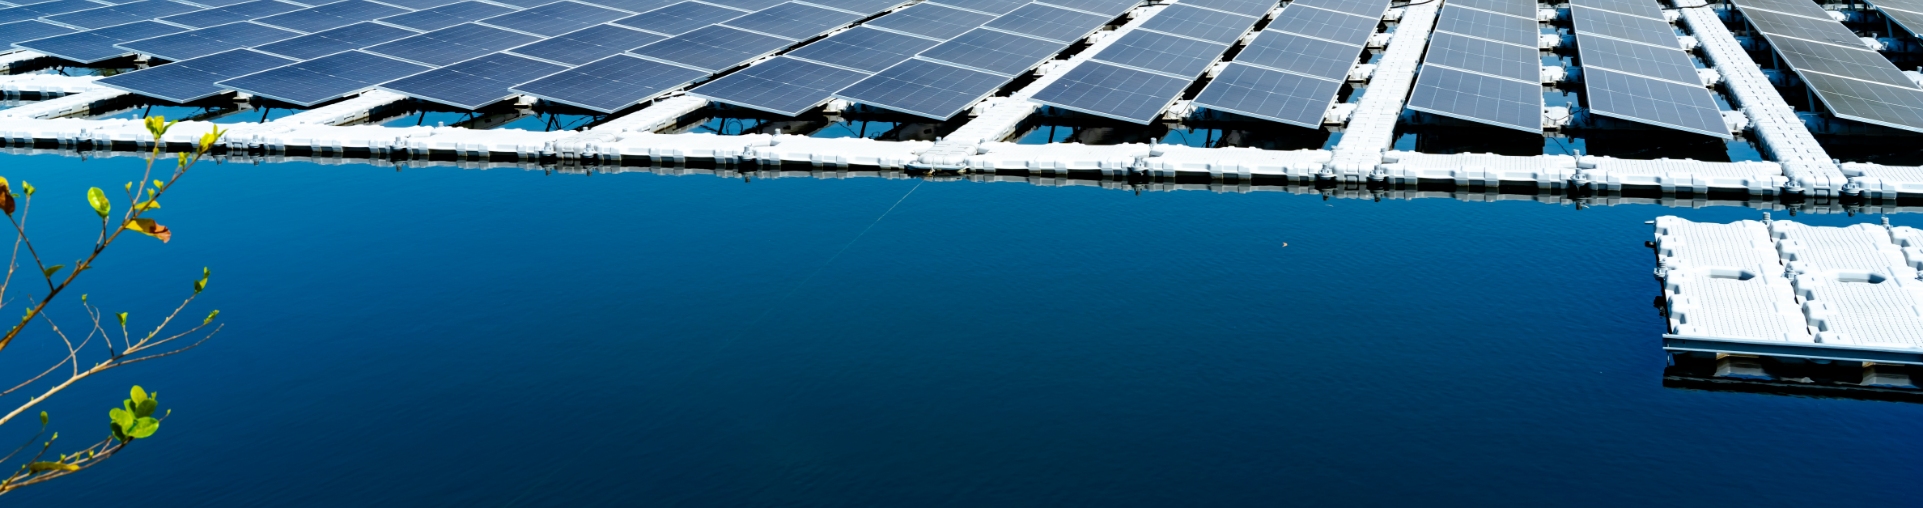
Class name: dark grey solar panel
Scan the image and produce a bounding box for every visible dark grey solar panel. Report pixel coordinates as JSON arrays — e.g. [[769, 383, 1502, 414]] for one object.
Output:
[[1770, 35, 1914, 89], [0, 0, 109, 24], [365, 22, 540, 65], [1233, 30, 1359, 79], [1406, 64, 1541, 132], [484, 0, 563, 7], [1872, 0, 1923, 11], [798, 0, 902, 15], [1424, 31, 1538, 82], [482, 1, 626, 36], [45, 0, 202, 29], [610, 1, 743, 35], [1091, 29, 1225, 77], [1739, 7, 1863, 47], [188, 0, 272, 6], [510, 53, 708, 111], [916, 28, 1062, 76], [832, 58, 1009, 118], [1800, 70, 1923, 131], [721, 2, 859, 40], [1175, 0, 1272, 17], [17, 20, 184, 62], [1583, 67, 1730, 138], [1286, 0, 1386, 19], [256, 0, 409, 32], [576, 0, 674, 14], [1574, 33, 1700, 85], [366, 0, 462, 8], [981, 3, 1109, 43], [1190, 62, 1339, 127], [117, 21, 300, 60], [927, 0, 1027, 15], [1136, 4, 1256, 44], [784, 25, 937, 72], [1570, 0, 1661, 19], [0, 20, 74, 46], [507, 22, 659, 64], [381, 52, 566, 108], [1029, 60, 1189, 123], [1570, 5, 1678, 48], [96, 48, 294, 101], [1444, 0, 1537, 18], [1270, 5, 1381, 45], [220, 50, 430, 105], [1873, 1, 1923, 38], [251, 21, 416, 58], [377, 1, 514, 31], [864, 2, 991, 40], [691, 56, 870, 115], [160, 0, 304, 28], [1730, 0, 1832, 19], [628, 24, 791, 71], [698, 0, 783, 11], [1034, 0, 1137, 16]]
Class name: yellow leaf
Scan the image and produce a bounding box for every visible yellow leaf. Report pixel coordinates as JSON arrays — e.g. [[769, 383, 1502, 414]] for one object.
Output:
[[0, 176, 13, 215], [135, 199, 160, 211], [27, 462, 78, 473], [124, 218, 171, 243]]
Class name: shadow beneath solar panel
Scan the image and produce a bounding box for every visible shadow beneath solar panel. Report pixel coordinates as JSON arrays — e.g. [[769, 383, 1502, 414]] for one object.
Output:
[[1009, 109, 1334, 150], [82, 94, 303, 124], [354, 100, 605, 132], [661, 105, 964, 141]]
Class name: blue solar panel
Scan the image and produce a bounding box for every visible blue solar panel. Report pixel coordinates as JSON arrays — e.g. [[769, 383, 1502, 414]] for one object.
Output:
[[784, 26, 937, 72], [364, 0, 462, 8], [797, 0, 902, 15], [981, 3, 1110, 43], [1029, 60, 1190, 123], [918, 28, 1063, 76], [1232, 30, 1361, 80], [1035, 0, 1138, 16], [1175, 0, 1273, 17], [691, 56, 870, 115], [1405, 64, 1541, 132], [511, 53, 709, 112], [220, 50, 431, 105], [0, 20, 75, 46], [721, 2, 860, 40], [1091, 29, 1225, 77], [365, 22, 540, 66], [45, 0, 202, 29], [1136, 4, 1257, 44], [1269, 4, 1381, 44], [575, 0, 674, 14], [160, 0, 304, 28], [251, 21, 417, 59], [1191, 62, 1341, 127], [16, 20, 184, 62], [480, 1, 626, 36], [255, 0, 408, 33], [610, 1, 746, 36], [97, 48, 295, 102], [927, 0, 1031, 15], [382, 52, 566, 109], [508, 23, 659, 65], [629, 24, 791, 71], [377, 1, 513, 31], [833, 58, 1009, 119], [0, 0, 112, 24], [863, 2, 991, 40], [1287, 0, 1387, 19], [117, 21, 300, 61], [699, 0, 783, 11], [483, 0, 560, 8]]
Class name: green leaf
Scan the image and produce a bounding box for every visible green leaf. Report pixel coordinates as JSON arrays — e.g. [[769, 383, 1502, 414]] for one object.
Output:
[[152, 179, 165, 191], [38, 411, 46, 426], [41, 264, 63, 278], [123, 182, 132, 193], [203, 309, 219, 325], [128, 417, 158, 439], [130, 386, 148, 405], [27, 462, 78, 473], [108, 407, 132, 431], [86, 187, 109, 218], [115, 312, 127, 328], [22, 181, 34, 197], [134, 398, 155, 419]]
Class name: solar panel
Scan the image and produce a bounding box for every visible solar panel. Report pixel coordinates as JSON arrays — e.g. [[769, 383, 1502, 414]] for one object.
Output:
[[798, 0, 903, 15], [916, 28, 1062, 76], [251, 21, 417, 59], [1190, 63, 1340, 127], [1583, 67, 1729, 138], [255, 0, 409, 33], [96, 48, 294, 101], [1738, 7, 1865, 48], [1269, 5, 1380, 45], [1569, 5, 1678, 48], [45, 0, 202, 29], [16, 20, 183, 62], [1232, 30, 1359, 79], [1406, 64, 1541, 132], [117, 21, 300, 61], [1574, 34, 1700, 85], [0, 20, 74, 46], [1433, 5, 1535, 47], [1029, 60, 1189, 123], [381, 52, 566, 108], [481, 1, 626, 36], [783, 25, 937, 72], [628, 24, 791, 71], [485, 0, 568, 8], [507, 23, 660, 65], [1286, 0, 1386, 20], [219, 50, 431, 105], [1770, 35, 1915, 89], [721, 2, 860, 40], [575, 0, 675, 14], [697, 0, 784, 11], [1799, 70, 1923, 131], [186, 0, 275, 7], [1091, 29, 1225, 78], [1423, 31, 1538, 82], [610, 1, 745, 35], [863, 3, 992, 41], [690, 56, 870, 115], [1730, 0, 1832, 19], [980, 3, 1109, 43], [0, 0, 110, 24], [378, 1, 515, 32], [1135, 4, 1256, 44], [1570, 0, 1662, 20], [1443, 0, 1537, 19], [365, 22, 540, 66], [1034, 0, 1138, 16], [367, 0, 464, 9], [510, 53, 708, 112], [927, 0, 1027, 15], [1871, 0, 1923, 38], [1174, 0, 1273, 17], [160, 0, 304, 28], [832, 58, 1009, 119]]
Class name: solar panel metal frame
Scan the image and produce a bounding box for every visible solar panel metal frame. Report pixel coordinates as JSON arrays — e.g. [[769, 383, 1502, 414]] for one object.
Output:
[[782, 25, 938, 73], [718, 2, 861, 41], [627, 24, 793, 72], [1090, 29, 1226, 78], [478, 0, 628, 37], [364, 22, 541, 66], [95, 48, 295, 102], [158, 0, 305, 28], [609, 1, 746, 35], [1268, 5, 1381, 45], [1028, 60, 1192, 123], [509, 53, 710, 112], [505, 22, 661, 65], [863, 2, 993, 40], [1134, 3, 1256, 44], [380, 52, 567, 109], [831, 58, 1011, 119], [218, 49, 432, 105], [1582, 66, 1731, 138], [15, 20, 184, 63], [115, 21, 301, 61], [1230, 29, 1361, 80], [980, 3, 1110, 43], [915, 27, 1064, 77], [249, 20, 418, 59], [1405, 64, 1542, 132], [1190, 62, 1342, 127], [689, 55, 872, 116], [376, 1, 517, 32]]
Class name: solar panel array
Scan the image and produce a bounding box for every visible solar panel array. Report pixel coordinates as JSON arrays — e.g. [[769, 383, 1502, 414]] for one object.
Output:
[[1405, 0, 1541, 132], [1734, 0, 1923, 132], [1030, 0, 1265, 124], [1569, 0, 1728, 138], [1869, 0, 1923, 40], [1188, 0, 1383, 128]]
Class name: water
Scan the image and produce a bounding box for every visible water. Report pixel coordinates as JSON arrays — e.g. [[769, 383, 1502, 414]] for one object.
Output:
[[0, 152, 1916, 505]]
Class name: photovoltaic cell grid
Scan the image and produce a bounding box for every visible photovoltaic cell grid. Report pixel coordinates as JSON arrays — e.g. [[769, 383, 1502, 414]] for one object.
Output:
[[863, 2, 992, 40], [927, 0, 1030, 16], [981, 3, 1109, 43], [511, 54, 708, 112], [478, 1, 628, 37], [364, 22, 539, 66], [44, 0, 199, 29], [115, 21, 299, 61], [159, 0, 304, 28], [832, 57, 1009, 119], [379, 1, 515, 32], [917, 28, 1062, 76], [628, 24, 790, 71], [381, 52, 567, 109], [1135, 3, 1258, 44], [1569, 0, 1727, 138], [610, 1, 746, 36], [219, 50, 431, 105], [1190, 0, 1383, 127], [689, 56, 870, 115], [251, 21, 418, 59], [719, 2, 860, 41], [1733, 0, 1923, 132], [1405, 0, 1541, 132], [17, 20, 183, 62], [96, 48, 293, 101], [254, 0, 408, 33], [1175, 0, 1273, 17], [783, 25, 938, 72], [1870, 0, 1923, 40], [1, 20, 76, 47], [506, 22, 660, 65], [1033, 0, 1257, 124]]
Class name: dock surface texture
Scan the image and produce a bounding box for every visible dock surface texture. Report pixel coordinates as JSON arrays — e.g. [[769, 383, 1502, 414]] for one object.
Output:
[[8, 0, 1923, 203]]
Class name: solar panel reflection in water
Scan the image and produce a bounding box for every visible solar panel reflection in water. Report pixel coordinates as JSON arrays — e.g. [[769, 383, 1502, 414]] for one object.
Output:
[[783, 26, 938, 72], [691, 56, 871, 115], [721, 2, 860, 40], [45, 0, 201, 29], [629, 25, 791, 71], [17, 21, 184, 63], [1770, 35, 1915, 89], [378, 1, 516, 32], [256, 0, 410, 33], [96, 48, 294, 102], [1175, 0, 1274, 17], [365, 22, 540, 66], [1135, 4, 1256, 44], [1569, 5, 1678, 48], [1034, 0, 1139, 16], [1570, 0, 1662, 19], [1442, 0, 1537, 18], [1232, 30, 1359, 79], [1432, 4, 1536, 47], [1583, 67, 1729, 138], [833, 58, 1009, 119], [1736, 7, 1865, 47], [1406, 64, 1540, 132], [480, 1, 627, 36], [1190, 63, 1340, 127], [510, 54, 708, 112], [1092, 29, 1225, 77], [251, 21, 418, 59], [575, 0, 675, 14], [117, 21, 300, 61], [1799, 70, 1923, 131], [610, 1, 746, 35], [0, 0, 113, 24], [507, 23, 660, 65], [1269, 5, 1380, 44], [1029, 60, 1189, 123], [382, 53, 566, 109], [865, 3, 992, 40], [0, 20, 74, 46], [916, 28, 1062, 76], [1423, 31, 1538, 82], [1285, 0, 1386, 19], [160, 0, 305, 28], [1574, 34, 1699, 85], [219, 50, 431, 105], [981, 3, 1109, 43]]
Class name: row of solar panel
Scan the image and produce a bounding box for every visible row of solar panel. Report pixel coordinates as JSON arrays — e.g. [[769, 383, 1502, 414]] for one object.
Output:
[[1027, 1, 1263, 124], [1183, 0, 1385, 128], [1733, 0, 1923, 132], [1567, 0, 1728, 138], [1405, 0, 1542, 132], [1869, 0, 1923, 41]]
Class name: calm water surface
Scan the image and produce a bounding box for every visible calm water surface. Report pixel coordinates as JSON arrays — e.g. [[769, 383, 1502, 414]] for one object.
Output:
[[0, 153, 1915, 506]]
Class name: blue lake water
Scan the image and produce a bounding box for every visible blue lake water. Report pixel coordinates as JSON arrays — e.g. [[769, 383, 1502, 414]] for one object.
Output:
[[0, 152, 1916, 505]]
